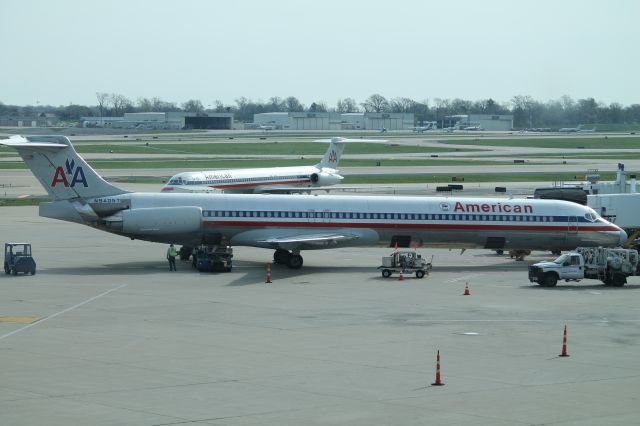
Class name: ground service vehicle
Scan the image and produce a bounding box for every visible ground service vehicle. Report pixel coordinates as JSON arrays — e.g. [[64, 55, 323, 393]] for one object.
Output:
[[528, 247, 639, 287], [379, 249, 432, 278], [195, 246, 233, 272], [4, 243, 36, 276]]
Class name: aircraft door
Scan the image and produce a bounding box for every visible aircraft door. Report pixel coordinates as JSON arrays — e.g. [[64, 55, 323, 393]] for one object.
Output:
[[323, 209, 331, 223], [308, 209, 315, 223], [568, 215, 578, 234], [564, 254, 583, 279]]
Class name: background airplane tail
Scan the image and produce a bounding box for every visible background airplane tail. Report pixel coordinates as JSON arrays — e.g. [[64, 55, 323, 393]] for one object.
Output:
[[1, 135, 126, 200], [318, 137, 347, 169], [315, 137, 387, 169]]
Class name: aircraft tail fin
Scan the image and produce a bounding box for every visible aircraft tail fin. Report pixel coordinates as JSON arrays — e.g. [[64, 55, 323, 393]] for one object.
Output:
[[315, 137, 387, 169], [318, 137, 347, 169], [1, 135, 127, 200]]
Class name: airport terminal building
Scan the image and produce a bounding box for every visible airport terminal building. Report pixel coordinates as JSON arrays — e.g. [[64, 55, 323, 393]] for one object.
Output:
[[253, 112, 414, 131]]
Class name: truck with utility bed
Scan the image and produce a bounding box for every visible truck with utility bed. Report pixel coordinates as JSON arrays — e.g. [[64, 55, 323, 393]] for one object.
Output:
[[528, 247, 639, 287]]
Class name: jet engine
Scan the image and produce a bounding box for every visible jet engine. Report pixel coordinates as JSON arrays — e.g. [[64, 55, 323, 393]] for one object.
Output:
[[309, 171, 343, 186], [104, 206, 202, 235]]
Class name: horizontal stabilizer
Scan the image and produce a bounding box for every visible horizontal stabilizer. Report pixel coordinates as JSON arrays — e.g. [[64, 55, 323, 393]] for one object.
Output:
[[313, 137, 388, 143], [0, 135, 68, 150]]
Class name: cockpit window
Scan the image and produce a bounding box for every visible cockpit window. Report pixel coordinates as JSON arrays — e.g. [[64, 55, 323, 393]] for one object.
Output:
[[168, 177, 184, 185], [584, 208, 598, 222]]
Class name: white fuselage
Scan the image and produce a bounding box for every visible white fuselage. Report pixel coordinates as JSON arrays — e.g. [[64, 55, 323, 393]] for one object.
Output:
[[161, 166, 342, 194], [76, 193, 626, 250]]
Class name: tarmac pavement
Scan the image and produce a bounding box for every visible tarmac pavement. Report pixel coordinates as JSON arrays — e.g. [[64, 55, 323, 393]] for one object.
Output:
[[1, 206, 639, 425]]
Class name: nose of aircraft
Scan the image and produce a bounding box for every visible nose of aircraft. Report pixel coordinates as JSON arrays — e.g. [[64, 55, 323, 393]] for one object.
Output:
[[618, 227, 628, 245]]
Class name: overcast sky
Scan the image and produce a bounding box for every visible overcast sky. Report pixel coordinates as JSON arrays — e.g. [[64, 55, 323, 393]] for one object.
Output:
[[1, 0, 638, 108]]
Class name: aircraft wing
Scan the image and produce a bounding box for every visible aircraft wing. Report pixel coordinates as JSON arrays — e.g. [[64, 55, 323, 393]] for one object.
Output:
[[256, 186, 395, 194], [258, 232, 360, 245], [255, 186, 353, 194]]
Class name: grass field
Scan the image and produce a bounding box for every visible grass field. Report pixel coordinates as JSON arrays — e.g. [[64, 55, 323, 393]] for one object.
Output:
[[0, 158, 550, 170], [0, 197, 48, 207], [341, 172, 625, 184], [72, 142, 475, 155], [439, 136, 640, 149]]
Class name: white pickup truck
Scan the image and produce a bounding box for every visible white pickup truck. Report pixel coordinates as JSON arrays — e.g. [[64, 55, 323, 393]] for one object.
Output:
[[528, 247, 639, 287]]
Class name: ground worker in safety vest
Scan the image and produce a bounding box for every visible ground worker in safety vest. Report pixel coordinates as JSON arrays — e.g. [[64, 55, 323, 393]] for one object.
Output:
[[166, 244, 177, 271]]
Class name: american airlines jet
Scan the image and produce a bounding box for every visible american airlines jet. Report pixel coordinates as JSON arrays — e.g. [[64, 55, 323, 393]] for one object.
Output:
[[161, 137, 362, 194], [1, 135, 627, 269]]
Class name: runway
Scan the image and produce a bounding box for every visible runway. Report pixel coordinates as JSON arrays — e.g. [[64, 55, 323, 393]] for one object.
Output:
[[1, 207, 639, 425]]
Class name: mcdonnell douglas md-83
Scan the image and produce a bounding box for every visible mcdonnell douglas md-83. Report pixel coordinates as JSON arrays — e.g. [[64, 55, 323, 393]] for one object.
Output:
[[1, 135, 627, 269], [161, 137, 370, 194]]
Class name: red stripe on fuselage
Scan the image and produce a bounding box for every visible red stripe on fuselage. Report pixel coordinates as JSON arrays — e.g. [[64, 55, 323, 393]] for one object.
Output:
[[210, 179, 311, 189], [202, 220, 619, 232]]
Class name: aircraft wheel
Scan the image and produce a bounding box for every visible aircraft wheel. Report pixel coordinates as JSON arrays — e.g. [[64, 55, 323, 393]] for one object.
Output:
[[416, 270, 425, 279], [382, 269, 392, 278], [607, 274, 626, 287], [540, 272, 557, 287], [495, 250, 504, 255], [179, 246, 192, 261], [288, 254, 303, 269], [274, 249, 290, 265]]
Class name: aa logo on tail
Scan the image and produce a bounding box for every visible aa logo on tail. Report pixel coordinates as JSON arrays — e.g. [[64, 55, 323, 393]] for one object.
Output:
[[328, 150, 337, 164], [51, 159, 88, 188]]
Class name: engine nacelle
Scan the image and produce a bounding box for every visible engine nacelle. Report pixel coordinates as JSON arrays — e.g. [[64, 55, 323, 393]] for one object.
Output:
[[310, 172, 343, 186], [114, 206, 202, 235]]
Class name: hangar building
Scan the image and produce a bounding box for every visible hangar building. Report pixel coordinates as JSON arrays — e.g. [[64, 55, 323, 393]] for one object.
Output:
[[444, 114, 513, 131], [253, 112, 414, 130], [82, 112, 233, 130]]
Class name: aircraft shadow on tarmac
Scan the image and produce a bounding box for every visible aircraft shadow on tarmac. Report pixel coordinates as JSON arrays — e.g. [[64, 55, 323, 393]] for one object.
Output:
[[38, 261, 183, 276]]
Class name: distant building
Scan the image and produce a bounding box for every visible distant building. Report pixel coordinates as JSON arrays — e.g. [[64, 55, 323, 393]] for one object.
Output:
[[289, 112, 342, 130], [252, 112, 415, 130], [253, 112, 291, 129], [81, 112, 233, 130], [444, 114, 513, 131]]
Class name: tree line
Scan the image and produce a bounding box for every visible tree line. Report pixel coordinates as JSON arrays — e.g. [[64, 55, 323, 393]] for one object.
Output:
[[1, 92, 640, 129]]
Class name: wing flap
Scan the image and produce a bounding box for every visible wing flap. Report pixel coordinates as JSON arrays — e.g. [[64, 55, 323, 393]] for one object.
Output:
[[258, 232, 360, 244]]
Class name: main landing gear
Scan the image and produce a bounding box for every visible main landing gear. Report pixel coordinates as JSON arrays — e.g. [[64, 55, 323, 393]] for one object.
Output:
[[273, 248, 304, 269]]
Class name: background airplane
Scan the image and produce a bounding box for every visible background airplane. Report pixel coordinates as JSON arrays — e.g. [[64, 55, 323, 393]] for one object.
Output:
[[1, 135, 626, 269], [412, 122, 437, 132], [161, 137, 378, 194], [559, 125, 596, 133]]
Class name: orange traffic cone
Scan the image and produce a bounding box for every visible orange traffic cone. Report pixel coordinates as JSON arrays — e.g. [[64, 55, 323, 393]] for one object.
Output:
[[399, 271, 404, 281], [265, 263, 272, 284], [431, 350, 444, 386], [463, 282, 470, 295], [559, 324, 569, 357]]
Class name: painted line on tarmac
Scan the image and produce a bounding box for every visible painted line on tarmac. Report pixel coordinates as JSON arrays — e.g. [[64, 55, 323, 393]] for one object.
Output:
[[0, 284, 127, 341]]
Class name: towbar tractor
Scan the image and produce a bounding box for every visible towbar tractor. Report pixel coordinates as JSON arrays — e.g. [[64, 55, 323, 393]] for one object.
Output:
[[379, 249, 433, 279], [4, 243, 36, 276]]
